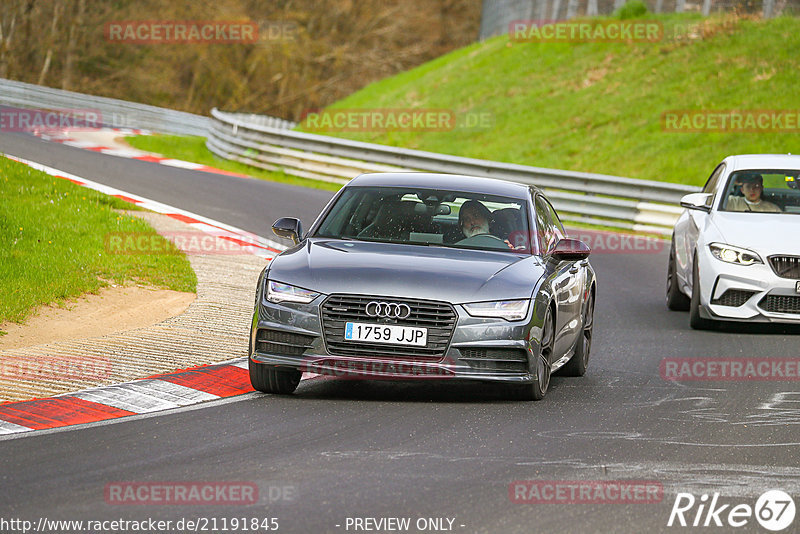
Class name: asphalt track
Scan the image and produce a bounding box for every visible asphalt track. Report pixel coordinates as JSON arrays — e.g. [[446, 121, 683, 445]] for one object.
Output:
[[1, 131, 799, 534]]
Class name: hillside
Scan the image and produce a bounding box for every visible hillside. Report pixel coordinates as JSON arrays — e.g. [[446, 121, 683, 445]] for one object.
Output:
[[0, 0, 480, 120], [299, 13, 800, 185]]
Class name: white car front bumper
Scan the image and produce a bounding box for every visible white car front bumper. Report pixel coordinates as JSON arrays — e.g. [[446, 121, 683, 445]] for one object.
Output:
[[697, 248, 800, 323]]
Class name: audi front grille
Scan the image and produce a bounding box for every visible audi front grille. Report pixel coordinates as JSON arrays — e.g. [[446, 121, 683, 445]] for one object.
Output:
[[320, 294, 457, 360], [458, 348, 528, 373], [256, 329, 316, 356], [768, 256, 800, 279]]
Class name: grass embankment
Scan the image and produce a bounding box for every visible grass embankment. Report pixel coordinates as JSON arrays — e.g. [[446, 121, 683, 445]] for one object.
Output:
[[297, 13, 800, 186], [124, 14, 800, 188], [125, 134, 342, 192], [0, 157, 196, 333]]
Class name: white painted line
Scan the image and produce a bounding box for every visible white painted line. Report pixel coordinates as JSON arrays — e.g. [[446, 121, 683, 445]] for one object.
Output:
[[61, 139, 102, 149], [160, 159, 205, 170], [231, 360, 249, 370], [4, 154, 287, 257], [98, 148, 149, 158], [0, 420, 34, 435], [187, 222, 237, 235]]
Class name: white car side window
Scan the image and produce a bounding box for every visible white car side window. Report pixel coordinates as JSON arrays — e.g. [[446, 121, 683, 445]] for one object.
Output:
[[703, 163, 726, 194]]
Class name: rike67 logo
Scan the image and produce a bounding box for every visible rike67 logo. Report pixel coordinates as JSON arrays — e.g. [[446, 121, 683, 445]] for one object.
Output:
[[668, 490, 795, 531]]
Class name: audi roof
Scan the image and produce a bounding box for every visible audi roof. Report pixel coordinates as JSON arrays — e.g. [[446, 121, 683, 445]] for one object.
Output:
[[347, 172, 537, 197]]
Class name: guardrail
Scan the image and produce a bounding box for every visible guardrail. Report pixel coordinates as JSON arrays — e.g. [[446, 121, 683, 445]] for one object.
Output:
[[1, 80, 696, 234], [208, 108, 699, 235], [0, 78, 209, 136]]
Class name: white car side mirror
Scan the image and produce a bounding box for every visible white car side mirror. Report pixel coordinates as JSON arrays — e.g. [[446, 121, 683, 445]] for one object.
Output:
[[680, 192, 713, 212]]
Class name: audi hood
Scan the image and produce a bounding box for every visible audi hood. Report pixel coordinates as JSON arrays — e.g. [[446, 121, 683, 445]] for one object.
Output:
[[266, 239, 544, 304]]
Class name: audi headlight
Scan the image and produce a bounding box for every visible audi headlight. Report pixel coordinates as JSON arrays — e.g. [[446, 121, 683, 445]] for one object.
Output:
[[463, 300, 529, 321], [266, 280, 320, 304], [709, 243, 763, 266]]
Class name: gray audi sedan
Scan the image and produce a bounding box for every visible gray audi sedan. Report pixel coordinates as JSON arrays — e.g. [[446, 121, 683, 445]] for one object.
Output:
[[249, 173, 596, 400]]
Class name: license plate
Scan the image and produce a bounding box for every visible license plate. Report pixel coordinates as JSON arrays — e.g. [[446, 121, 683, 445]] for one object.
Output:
[[796, 281, 800, 294], [344, 322, 427, 346]]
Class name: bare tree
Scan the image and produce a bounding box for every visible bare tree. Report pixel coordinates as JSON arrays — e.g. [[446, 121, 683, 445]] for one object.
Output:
[[62, 0, 85, 90], [0, 7, 17, 79], [37, 2, 62, 86]]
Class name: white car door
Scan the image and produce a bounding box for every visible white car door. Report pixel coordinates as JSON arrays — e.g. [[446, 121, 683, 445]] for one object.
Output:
[[676, 163, 726, 290]]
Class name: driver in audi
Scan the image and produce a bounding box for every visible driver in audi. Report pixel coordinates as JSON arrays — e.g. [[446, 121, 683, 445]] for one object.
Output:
[[459, 200, 493, 238], [459, 200, 517, 249]]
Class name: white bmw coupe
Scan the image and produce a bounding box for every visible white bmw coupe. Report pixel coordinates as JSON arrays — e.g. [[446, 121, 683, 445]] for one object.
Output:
[[667, 154, 800, 329]]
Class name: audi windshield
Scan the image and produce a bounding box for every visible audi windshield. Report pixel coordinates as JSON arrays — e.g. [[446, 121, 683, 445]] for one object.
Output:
[[313, 186, 533, 253]]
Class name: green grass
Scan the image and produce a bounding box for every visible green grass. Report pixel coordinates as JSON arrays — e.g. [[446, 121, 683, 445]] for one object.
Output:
[[0, 156, 197, 332], [296, 13, 800, 186], [125, 134, 342, 192]]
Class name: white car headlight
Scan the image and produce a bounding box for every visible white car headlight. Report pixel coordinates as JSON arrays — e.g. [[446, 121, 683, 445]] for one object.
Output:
[[709, 243, 763, 266], [463, 300, 529, 321], [266, 280, 320, 304]]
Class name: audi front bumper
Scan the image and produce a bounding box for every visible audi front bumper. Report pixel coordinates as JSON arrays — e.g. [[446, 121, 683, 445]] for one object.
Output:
[[249, 294, 544, 385]]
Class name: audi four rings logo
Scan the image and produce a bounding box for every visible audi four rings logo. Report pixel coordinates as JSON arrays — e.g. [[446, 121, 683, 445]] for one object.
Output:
[[365, 301, 412, 319]]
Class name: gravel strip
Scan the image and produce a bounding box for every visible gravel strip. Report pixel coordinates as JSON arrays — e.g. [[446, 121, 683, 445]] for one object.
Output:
[[0, 211, 269, 403]]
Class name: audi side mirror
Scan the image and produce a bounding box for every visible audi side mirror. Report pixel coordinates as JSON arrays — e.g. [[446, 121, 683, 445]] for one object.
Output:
[[551, 238, 590, 261], [680, 192, 713, 212], [272, 217, 303, 245]]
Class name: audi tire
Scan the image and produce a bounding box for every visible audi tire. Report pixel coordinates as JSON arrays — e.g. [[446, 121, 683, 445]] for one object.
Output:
[[250, 359, 302, 395], [558, 292, 593, 377], [510, 305, 554, 401]]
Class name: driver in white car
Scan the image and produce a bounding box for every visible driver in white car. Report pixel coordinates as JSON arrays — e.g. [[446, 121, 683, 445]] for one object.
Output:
[[726, 173, 781, 212]]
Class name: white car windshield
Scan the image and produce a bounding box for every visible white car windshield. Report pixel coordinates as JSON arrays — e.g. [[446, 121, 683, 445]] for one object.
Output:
[[314, 186, 533, 253], [720, 170, 800, 214]]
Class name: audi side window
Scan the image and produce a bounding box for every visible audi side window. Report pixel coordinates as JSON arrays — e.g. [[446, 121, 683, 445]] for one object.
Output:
[[543, 198, 566, 242], [534, 196, 556, 253], [527, 194, 542, 254]]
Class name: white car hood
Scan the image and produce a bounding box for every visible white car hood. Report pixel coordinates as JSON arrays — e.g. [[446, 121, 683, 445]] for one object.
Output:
[[711, 212, 800, 255]]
